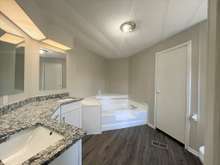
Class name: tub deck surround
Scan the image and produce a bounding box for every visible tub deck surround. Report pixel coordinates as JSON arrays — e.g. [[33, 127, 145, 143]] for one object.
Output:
[[0, 94, 85, 165], [95, 95, 148, 132], [0, 93, 69, 116]]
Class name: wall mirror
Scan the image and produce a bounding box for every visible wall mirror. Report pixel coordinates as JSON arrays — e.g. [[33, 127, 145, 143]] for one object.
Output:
[[39, 48, 67, 91], [0, 28, 25, 96]]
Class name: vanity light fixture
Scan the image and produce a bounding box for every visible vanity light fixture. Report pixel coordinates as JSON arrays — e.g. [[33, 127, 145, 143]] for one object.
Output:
[[120, 21, 136, 33], [0, 0, 46, 40], [39, 49, 48, 55], [42, 39, 71, 51], [0, 33, 24, 45]]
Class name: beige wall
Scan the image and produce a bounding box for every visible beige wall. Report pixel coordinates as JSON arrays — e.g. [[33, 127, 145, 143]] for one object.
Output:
[[215, 1, 220, 164], [15, 47, 25, 91], [205, 0, 220, 164], [105, 58, 129, 94], [129, 21, 208, 151], [68, 44, 106, 98], [215, 4, 220, 164], [0, 42, 16, 95], [129, 52, 155, 122]]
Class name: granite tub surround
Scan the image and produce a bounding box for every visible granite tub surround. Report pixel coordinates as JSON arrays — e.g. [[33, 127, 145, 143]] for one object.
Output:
[[0, 94, 85, 165]]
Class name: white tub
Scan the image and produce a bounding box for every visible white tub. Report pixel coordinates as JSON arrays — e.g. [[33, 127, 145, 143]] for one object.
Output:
[[96, 95, 148, 131]]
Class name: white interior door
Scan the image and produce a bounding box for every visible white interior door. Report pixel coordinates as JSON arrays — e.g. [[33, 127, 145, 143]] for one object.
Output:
[[43, 63, 62, 90], [155, 42, 191, 144]]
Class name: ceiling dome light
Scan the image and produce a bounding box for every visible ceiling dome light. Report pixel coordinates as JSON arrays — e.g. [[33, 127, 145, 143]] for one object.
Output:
[[120, 21, 136, 33]]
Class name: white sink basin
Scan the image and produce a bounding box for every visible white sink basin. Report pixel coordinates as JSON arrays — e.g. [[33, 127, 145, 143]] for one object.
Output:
[[0, 126, 64, 165]]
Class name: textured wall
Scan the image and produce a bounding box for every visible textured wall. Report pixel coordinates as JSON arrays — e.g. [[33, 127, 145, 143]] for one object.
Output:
[[0, 42, 16, 95], [105, 58, 129, 94], [68, 44, 106, 98], [205, 0, 220, 164]]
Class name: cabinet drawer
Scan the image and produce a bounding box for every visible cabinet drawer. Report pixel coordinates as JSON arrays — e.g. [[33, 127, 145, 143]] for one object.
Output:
[[61, 102, 81, 114]]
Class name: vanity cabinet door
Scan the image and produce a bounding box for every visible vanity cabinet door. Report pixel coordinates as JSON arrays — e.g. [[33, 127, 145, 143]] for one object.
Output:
[[50, 102, 82, 165], [49, 140, 82, 165]]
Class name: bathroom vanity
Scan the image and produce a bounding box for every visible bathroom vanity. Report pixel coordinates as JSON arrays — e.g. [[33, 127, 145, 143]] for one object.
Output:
[[0, 94, 85, 165], [50, 140, 82, 165], [51, 99, 82, 165]]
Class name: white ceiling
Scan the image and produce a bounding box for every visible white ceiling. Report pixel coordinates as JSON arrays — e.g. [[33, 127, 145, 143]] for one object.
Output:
[[17, 0, 208, 58]]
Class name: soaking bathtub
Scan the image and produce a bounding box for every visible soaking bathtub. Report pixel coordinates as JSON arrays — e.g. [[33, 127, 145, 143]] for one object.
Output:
[[96, 95, 148, 131]]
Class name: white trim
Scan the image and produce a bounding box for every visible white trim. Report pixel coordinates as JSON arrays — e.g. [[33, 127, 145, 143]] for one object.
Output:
[[198, 145, 205, 163], [197, 32, 202, 124], [147, 122, 156, 129], [185, 40, 192, 149], [187, 147, 204, 164], [199, 153, 204, 164], [154, 41, 192, 150], [79, 139, 82, 165], [86, 131, 102, 135], [187, 147, 200, 157], [102, 120, 147, 132]]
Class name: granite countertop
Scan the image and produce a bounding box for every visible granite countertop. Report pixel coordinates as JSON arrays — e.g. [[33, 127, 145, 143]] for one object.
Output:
[[0, 95, 85, 165]]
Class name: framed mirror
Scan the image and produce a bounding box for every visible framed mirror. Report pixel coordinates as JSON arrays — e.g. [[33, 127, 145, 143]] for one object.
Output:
[[0, 28, 25, 96], [39, 48, 67, 91]]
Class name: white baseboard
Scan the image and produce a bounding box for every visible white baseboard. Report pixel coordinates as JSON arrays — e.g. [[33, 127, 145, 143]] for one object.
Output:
[[147, 122, 156, 129], [199, 154, 204, 163], [102, 120, 147, 132], [187, 147, 204, 163], [85, 130, 102, 135], [187, 147, 199, 157]]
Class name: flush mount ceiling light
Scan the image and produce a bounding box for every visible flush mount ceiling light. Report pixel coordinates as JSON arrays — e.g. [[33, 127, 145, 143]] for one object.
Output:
[[0, 33, 24, 45], [0, 0, 46, 40], [120, 21, 136, 33], [42, 39, 71, 51]]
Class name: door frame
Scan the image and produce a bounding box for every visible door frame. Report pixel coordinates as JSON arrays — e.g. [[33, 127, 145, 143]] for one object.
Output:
[[154, 41, 192, 149]]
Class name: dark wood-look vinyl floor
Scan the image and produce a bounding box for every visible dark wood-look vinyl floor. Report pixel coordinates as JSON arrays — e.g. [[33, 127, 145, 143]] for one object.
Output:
[[83, 126, 202, 165]]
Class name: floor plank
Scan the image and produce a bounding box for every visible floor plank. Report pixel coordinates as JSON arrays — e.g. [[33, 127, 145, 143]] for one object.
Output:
[[83, 126, 202, 165]]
